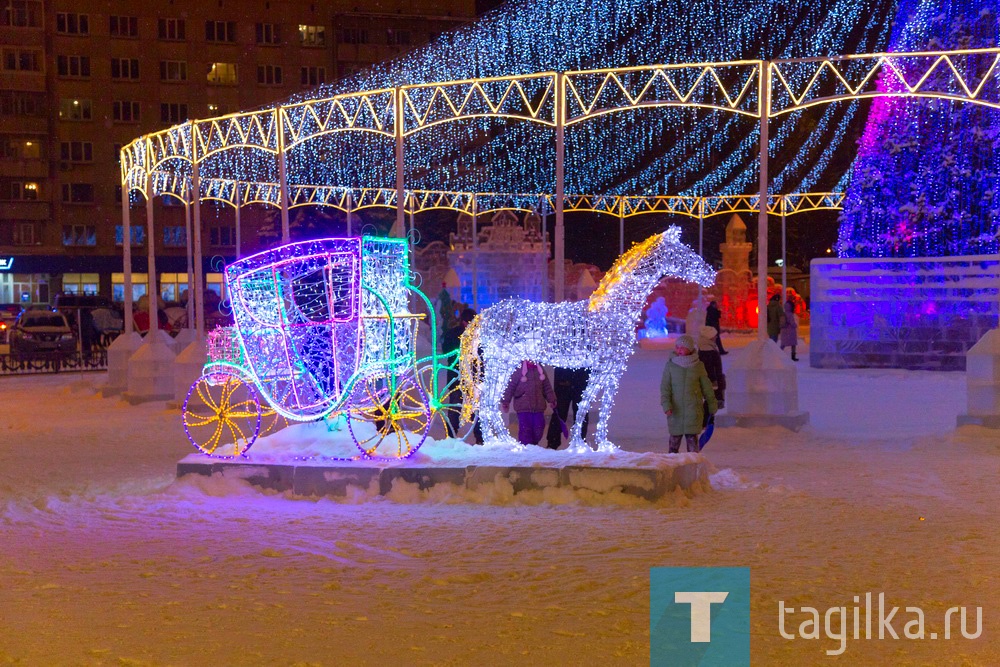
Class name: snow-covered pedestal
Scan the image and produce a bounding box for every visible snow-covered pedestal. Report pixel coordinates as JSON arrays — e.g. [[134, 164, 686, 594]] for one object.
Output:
[[957, 328, 1000, 428], [715, 339, 809, 430], [172, 327, 197, 355], [123, 332, 177, 404], [101, 331, 143, 397], [170, 337, 208, 409]]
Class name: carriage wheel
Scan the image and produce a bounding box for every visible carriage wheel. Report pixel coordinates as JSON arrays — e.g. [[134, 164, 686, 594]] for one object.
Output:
[[416, 359, 477, 441], [183, 374, 263, 457], [347, 371, 430, 458], [260, 408, 288, 437]]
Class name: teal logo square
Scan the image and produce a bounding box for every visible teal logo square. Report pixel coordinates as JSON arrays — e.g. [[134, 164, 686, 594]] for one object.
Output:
[[650, 567, 750, 666]]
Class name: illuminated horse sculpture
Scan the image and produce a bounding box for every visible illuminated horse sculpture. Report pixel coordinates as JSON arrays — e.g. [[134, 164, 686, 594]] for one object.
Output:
[[459, 227, 717, 450]]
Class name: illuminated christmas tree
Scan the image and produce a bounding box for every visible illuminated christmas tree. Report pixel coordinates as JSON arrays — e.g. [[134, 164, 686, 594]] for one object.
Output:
[[837, 1, 1000, 258]]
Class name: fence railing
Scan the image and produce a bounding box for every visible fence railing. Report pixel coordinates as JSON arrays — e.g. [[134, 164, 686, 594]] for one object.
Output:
[[0, 351, 108, 376]]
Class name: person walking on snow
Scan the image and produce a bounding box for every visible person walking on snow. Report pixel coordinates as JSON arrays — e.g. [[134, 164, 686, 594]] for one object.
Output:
[[780, 292, 799, 361], [705, 300, 727, 355], [660, 334, 718, 453], [502, 360, 557, 446]]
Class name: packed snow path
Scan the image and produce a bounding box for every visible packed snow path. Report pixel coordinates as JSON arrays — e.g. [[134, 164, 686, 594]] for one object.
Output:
[[0, 347, 997, 665]]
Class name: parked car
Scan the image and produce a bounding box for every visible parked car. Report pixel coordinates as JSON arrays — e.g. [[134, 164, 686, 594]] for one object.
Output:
[[0, 303, 22, 344], [8, 310, 77, 359]]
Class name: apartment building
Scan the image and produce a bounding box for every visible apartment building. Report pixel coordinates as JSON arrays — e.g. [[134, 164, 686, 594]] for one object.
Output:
[[0, 0, 474, 304]]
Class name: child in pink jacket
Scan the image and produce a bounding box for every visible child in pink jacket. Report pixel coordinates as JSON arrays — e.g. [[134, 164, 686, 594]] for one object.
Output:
[[501, 360, 557, 445]]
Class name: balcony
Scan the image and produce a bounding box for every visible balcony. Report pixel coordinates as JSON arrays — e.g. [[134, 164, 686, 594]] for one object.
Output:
[[0, 200, 50, 221]]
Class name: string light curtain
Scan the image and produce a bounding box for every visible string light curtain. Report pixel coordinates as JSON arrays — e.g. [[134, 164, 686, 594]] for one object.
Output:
[[249, 0, 896, 201]]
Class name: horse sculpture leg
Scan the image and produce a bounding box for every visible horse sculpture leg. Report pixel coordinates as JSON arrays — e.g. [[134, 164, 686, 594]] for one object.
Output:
[[479, 356, 519, 445], [568, 368, 606, 452], [592, 369, 625, 451]]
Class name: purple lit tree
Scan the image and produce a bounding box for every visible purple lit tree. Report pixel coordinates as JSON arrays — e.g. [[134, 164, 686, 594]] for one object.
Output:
[[837, 1, 1000, 258]]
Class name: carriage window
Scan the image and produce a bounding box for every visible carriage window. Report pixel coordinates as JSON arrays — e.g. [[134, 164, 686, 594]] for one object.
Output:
[[290, 270, 330, 323]]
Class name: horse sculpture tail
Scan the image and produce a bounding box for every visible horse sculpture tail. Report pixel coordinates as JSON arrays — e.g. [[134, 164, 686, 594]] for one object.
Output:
[[458, 314, 483, 425]]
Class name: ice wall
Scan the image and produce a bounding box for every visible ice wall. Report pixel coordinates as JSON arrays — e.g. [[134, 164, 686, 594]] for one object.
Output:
[[809, 256, 1000, 370]]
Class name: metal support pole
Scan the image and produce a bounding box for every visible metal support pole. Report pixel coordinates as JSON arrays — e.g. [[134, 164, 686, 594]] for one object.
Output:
[[554, 71, 566, 302], [395, 87, 405, 241], [346, 191, 353, 237], [471, 194, 479, 312], [192, 156, 205, 339], [121, 175, 133, 335], [276, 107, 290, 244], [781, 199, 787, 307], [234, 181, 241, 260], [184, 192, 194, 330], [757, 61, 771, 341], [618, 197, 625, 256], [698, 197, 705, 299], [144, 169, 158, 334]]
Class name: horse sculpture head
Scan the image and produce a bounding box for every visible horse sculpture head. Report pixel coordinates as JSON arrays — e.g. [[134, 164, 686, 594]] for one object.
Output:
[[587, 226, 716, 318]]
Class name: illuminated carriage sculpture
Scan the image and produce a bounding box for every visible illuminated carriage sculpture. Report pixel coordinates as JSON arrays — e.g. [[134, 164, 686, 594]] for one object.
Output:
[[182, 235, 462, 459]]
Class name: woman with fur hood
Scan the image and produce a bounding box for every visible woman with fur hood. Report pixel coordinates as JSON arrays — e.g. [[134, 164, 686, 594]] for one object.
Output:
[[660, 334, 718, 453], [502, 360, 557, 446]]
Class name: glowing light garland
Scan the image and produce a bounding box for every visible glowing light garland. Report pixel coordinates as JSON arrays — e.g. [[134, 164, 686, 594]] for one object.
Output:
[[181, 235, 466, 459], [459, 227, 715, 450]]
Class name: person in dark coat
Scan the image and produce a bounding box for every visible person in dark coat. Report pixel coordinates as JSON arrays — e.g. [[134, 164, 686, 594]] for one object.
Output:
[[697, 326, 726, 428], [501, 360, 557, 446], [704, 300, 726, 354], [766, 293, 782, 342], [660, 334, 717, 453], [779, 294, 799, 361], [546, 367, 590, 450]]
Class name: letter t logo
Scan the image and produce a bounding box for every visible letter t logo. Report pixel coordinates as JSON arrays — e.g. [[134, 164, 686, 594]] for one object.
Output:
[[674, 591, 730, 642]]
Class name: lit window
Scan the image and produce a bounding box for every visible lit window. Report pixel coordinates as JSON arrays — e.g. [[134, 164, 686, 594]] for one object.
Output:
[[299, 25, 325, 46], [206, 62, 237, 85]]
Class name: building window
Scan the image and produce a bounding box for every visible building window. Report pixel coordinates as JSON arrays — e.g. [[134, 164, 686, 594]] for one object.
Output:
[[61, 183, 95, 204], [61, 274, 100, 296], [113, 101, 140, 123], [163, 226, 187, 247], [57, 55, 91, 78], [160, 103, 188, 124], [205, 20, 236, 43], [298, 24, 325, 46], [56, 12, 89, 35], [386, 29, 410, 46], [109, 15, 138, 38], [340, 28, 368, 45], [62, 224, 97, 246], [1, 138, 41, 160], [300, 66, 325, 87], [2, 48, 42, 71], [257, 64, 282, 85], [60, 141, 93, 163], [206, 62, 237, 85], [0, 91, 45, 117], [1, 1, 43, 28], [6, 181, 38, 200], [210, 226, 235, 246], [12, 221, 37, 246], [157, 18, 186, 41], [255, 22, 279, 45], [58, 99, 92, 121], [111, 58, 139, 80], [160, 60, 187, 82], [114, 226, 145, 247]]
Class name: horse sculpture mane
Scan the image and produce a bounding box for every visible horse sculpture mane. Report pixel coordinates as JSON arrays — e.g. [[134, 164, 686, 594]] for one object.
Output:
[[460, 227, 715, 450]]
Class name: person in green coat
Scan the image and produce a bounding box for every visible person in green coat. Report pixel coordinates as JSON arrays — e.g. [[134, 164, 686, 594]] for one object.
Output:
[[660, 334, 718, 453]]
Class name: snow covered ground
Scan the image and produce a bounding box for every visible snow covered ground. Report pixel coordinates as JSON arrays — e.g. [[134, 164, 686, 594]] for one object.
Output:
[[1, 340, 998, 665]]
